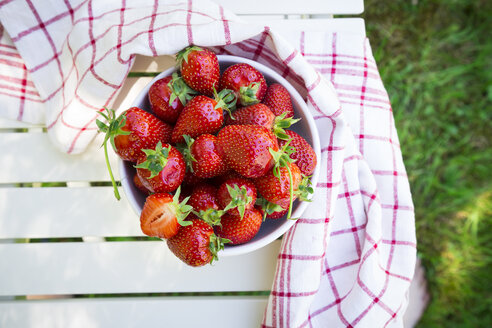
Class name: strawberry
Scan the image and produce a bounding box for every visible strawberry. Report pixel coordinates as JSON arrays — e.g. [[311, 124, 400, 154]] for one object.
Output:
[[254, 162, 302, 210], [214, 207, 263, 245], [181, 134, 228, 178], [176, 46, 219, 96], [140, 188, 193, 239], [171, 90, 236, 144], [279, 130, 317, 176], [217, 177, 257, 219], [97, 107, 173, 199], [256, 197, 288, 220], [217, 124, 279, 178], [167, 216, 230, 266], [135, 142, 186, 193], [219, 63, 267, 107], [133, 173, 151, 195], [224, 104, 299, 140], [188, 183, 223, 225], [188, 184, 220, 212], [181, 169, 205, 187], [224, 103, 274, 128], [266, 207, 288, 219], [262, 83, 294, 118], [148, 73, 197, 124]]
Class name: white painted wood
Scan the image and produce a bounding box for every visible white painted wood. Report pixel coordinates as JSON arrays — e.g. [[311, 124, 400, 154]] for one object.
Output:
[[0, 240, 281, 296], [0, 132, 119, 183], [0, 117, 43, 129], [0, 187, 141, 239], [215, 0, 364, 15], [0, 296, 268, 328]]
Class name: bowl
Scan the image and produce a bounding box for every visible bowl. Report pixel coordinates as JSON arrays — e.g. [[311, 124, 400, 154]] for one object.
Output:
[[119, 55, 321, 257]]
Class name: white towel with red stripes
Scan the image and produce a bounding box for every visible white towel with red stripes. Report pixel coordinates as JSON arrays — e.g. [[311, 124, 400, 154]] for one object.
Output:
[[0, 0, 416, 326]]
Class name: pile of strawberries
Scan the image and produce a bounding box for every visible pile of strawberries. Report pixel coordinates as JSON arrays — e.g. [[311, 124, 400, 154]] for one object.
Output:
[[97, 46, 317, 267]]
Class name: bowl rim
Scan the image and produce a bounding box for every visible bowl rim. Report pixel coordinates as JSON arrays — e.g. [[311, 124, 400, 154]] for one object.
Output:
[[119, 54, 321, 257]]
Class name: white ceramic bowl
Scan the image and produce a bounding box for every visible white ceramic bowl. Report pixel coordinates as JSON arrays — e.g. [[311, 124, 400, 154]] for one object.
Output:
[[119, 55, 321, 256]]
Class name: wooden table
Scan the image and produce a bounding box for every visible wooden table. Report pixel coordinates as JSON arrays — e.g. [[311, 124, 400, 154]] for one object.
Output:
[[0, 1, 366, 326]]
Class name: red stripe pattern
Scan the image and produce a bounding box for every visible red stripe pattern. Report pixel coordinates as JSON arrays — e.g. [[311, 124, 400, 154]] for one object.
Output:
[[0, 1, 416, 326]]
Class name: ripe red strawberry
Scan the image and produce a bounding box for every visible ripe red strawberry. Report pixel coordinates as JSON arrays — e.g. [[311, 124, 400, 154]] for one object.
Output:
[[262, 83, 294, 118], [225, 103, 274, 128], [219, 63, 267, 107], [97, 107, 173, 199], [171, 91, 235, 144], [181, 134, 228, 178], [135, 142, 186, 193], [256, 197, 288, 220], [133, 173, 150, 194], [148, 73, 197, 124], [167, 216, 230, 266], [224, 103, 299, 140], [188, 183, 223, 225], [254, 162, 302, 210], [217, 177, 257, 219], [188, 184, 220, 212], [140, 188, 193, 239], [181, 169, 205, 187], [214, 207, 263, 245], [217, 124, 279, 178], [279, 130, 317, 176], [176, 46, 219, 96], [266, 207, 288, 219]]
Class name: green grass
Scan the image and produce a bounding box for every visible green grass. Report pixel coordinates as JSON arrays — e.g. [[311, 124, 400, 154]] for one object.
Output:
[[363, 0, 492, 326]]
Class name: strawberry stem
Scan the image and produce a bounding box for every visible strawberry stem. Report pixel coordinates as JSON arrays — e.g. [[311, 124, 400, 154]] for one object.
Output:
[[176, 45, 203, 66], [103, 140, 120, 200], [96, 107, 130, 201], [286, 164, 295, 220], [239, 82, 260, 106], [168, 72, 198, 106], [214, 88, 237, 119], [209, 233, 231, 264], [273, 112, 301, 140]]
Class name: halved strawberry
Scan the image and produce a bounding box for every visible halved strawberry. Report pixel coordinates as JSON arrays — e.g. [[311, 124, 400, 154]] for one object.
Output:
[[262, 83, 294, 118], [148, 73, 197, 124], [176, 46, 220, 96], [214, 207, 263, 245], [181, 134, 228, 178], [96, 107, 173, 199], [171, 90, 236, 144], [219, 63, 267, 107], [140, 188, 193, 239], [217, 177, 257, 219], [279, 130, 317, 176], [135, 142, 186, 193], [217, 124, 279, 178], [167, 216, 230, 267]]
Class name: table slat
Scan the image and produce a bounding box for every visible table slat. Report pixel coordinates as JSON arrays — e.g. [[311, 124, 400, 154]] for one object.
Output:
[[0, 132, 118, 183], [0, 187, 141, 239], [0, 240, 280, 296], [0, 296, 268, 328]]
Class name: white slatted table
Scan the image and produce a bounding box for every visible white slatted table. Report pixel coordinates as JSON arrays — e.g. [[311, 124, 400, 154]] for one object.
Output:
[[0, 2, 365, 327]]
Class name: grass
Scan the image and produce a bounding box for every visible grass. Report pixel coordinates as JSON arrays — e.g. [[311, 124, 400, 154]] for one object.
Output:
[[363, 0, 492, 326]]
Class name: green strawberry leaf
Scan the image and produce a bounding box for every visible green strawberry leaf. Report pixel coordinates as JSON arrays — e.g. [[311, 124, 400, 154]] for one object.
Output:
[[134, 141, 171, 179]]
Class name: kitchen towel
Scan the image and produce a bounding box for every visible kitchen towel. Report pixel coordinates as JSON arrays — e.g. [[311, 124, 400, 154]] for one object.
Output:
[[0, 0, 416, 326]]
